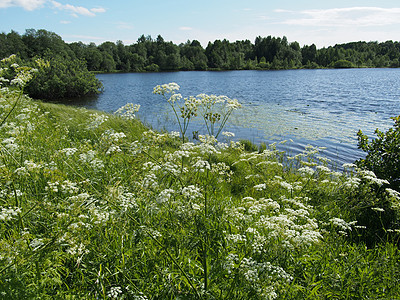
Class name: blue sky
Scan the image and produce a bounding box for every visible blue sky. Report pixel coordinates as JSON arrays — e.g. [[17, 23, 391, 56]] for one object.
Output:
[[1, 0, 400, 47]]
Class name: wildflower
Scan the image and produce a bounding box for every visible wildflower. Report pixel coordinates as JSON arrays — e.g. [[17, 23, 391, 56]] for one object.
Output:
[[386, 188, 400, 200], [254, 183, 266, 191], [358, 169, 376, 178], [169, 93, 182, 103], [157, 189, 175, 203], [67, 242, 89, 256], [106, 145, 122, 155], [80, 150, 104, 170], [193, 159, 211, 173], [226, 98, 242, 109], [364, 176, 389, 186], [343, 177, 361, 189], [114, 103, 140, 119], [106, 131, 126, 142], [226, 234, 247, 243], [142, 173, 158, 189], [24, 160, 42, 171], [169, 131, 180, 138], [153, 82, 180, 96], [192, 203, 201, 210], [330, 218, 352, 231], [279, 181, 293, 191], [1, 54, 17, 63], [14, 166, 28, 176], [222, 131, 235, 137], [86, 113, 108, 129], [2, 137, 19, 152], [224, 253, 238, 274], [343, 163, 356, 169], [316, 165, 331, 173], [181, 185, 202, 200], [59, 147, 78, 156], [371, 207, 385, 212], [0, 206, 21, 221]]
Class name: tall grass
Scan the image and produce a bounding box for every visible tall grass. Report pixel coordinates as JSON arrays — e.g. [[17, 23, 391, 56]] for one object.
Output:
[[0, 57, 399, 299]]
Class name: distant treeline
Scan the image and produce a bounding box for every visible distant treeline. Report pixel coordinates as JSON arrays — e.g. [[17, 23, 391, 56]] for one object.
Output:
[[2, 29, 400, 73]]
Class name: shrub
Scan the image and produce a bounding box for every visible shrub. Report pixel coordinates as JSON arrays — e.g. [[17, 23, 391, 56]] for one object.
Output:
[[356, 116, 400, 192], [25, 56, 103, 100], [332, 59, 354, 68]]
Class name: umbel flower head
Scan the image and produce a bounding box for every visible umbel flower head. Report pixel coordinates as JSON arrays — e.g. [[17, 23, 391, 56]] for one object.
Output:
[[153, 82, 180, 96]]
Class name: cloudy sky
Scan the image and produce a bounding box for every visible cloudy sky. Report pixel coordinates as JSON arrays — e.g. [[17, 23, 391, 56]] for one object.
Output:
[[1, 0, 400, 47]]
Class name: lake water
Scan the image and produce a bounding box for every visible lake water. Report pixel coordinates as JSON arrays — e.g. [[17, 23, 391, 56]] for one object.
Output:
[[67, 69, 400, 166]]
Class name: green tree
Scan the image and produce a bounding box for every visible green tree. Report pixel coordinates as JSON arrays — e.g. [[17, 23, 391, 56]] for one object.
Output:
[[301, 44, 317, 65], [22, 29, 73, 58], [179, 40, 208, 70], [25, 56, 102, 100]]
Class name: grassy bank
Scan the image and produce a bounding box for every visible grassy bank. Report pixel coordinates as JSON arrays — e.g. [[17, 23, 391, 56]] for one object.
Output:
[[1, 76, 400, 298]]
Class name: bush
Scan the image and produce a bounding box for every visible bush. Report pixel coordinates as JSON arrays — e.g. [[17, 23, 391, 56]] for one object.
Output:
[[351, 116, 400, 244], [331, 59, 354, 68], [25, 56, 103, 100], [356, 116, 400, 192]]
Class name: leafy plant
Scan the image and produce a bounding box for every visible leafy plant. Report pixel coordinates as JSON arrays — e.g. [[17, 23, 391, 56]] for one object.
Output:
[[356, 115, 400, 192], [25, 55, 103, 100]]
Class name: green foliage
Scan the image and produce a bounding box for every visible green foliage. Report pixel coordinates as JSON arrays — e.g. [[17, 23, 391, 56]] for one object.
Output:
[[0, 66, 399, 298], [3, 29, 400, 74], [331, 59, 354, 68], [349, 116, 400, 244], [25, 56, 103, 100], [357, 116, 400, 192]]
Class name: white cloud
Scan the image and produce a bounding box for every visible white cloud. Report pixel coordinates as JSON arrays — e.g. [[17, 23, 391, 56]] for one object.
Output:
[[276, 7, 400, 27], [179, 26, 193, 31], [0, 0, 46, 10], [51, 1, 105, 17], [0, 0, 106, 17], [115, 22, 134, 30], [91, 7, 106, 13]]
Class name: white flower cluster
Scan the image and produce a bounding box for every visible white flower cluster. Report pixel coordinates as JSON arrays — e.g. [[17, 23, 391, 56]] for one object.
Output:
[[386, 188, 400, 200], [107, 286, 123, 299], [109, 186, 137, 212], [46, 180, 79, 194], [2, 137, 19, 153], [192, 158, 211, 173], [66, 242, 89, 256], [114, 103, 140, 120], [86, 113, 109, 130], [157, 188, 175, 203], [181, 185, 202, 201], [79, 150, 104, 171], [343, 177, 361, 189], [153, 82, 180, 96], [1, 55, 37, 88], [330, 217, 353, 231], [224, 254, 291, 297], [59, 147, 78, 157], [359, 169, 389, 186], [0, 206, 21, 221]]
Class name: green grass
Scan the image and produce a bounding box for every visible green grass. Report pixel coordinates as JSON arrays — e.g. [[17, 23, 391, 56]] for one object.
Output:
[[0, 89, 399, 299]]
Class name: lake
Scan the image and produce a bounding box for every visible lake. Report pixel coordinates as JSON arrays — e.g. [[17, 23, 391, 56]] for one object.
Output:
[[66, 68, 400, 167]]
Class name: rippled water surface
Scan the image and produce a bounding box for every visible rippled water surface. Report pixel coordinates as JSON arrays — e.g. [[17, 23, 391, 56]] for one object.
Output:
[[67, 69, 400, 165]]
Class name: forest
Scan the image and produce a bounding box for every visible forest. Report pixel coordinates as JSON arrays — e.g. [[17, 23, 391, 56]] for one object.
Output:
[[2, 28, 400, 73]]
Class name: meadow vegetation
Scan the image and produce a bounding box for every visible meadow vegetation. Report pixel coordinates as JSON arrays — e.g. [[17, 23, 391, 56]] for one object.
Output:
[[0, 55, 399, 299]]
